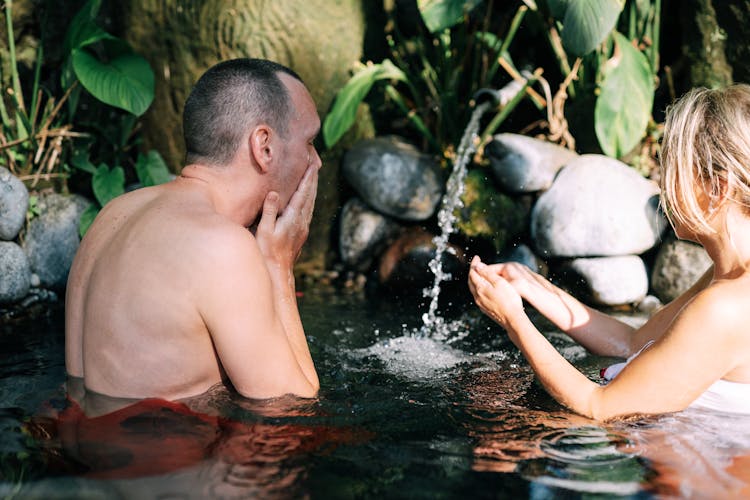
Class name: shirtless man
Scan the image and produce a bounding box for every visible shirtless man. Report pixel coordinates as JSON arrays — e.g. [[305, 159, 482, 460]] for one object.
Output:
[[65, 59, 321, 400]]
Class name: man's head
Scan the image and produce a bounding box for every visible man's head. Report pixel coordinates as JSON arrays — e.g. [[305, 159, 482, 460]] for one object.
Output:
[[182, 58, 303, 166]]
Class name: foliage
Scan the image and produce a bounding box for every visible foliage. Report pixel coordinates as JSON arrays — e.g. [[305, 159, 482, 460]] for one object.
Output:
[[75, 150, 171, 236], [524, 0, 660, 159], [0, 1, 82, 189], [0, 0, 163, 218], [62, 0, 154, 116], [323, 0, 536, 161]]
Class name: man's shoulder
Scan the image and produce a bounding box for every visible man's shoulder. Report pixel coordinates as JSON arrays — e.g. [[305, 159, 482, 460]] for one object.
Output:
[[192, 221, 263, 266]]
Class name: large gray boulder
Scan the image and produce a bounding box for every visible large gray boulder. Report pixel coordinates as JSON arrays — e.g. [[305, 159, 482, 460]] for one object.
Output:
[[485, 133, 578, 193], [0, 241, 31, 303], [342, 137, 443, 221], [651, 235, 712, 303], [531, 155, 666, 258], [23, 193, 91, 289], [339, 197, 401, 271], [556, 255, 649, 306], [0, 166, 29, 241]]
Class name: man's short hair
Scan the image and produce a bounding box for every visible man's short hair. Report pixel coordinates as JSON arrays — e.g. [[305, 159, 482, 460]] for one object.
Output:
[[183, 58, 303, 166]]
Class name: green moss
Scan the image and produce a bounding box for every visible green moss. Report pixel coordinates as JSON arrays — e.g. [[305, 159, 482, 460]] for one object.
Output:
[[455, 169, 526, 252]]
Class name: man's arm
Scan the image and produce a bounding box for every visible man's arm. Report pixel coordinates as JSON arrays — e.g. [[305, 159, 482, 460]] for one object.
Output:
[[197, 226, 318, 399], [253, 166, 320, 389]]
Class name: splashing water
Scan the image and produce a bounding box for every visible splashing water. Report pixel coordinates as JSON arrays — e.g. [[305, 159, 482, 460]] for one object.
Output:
[[419, 101, 492, 339]]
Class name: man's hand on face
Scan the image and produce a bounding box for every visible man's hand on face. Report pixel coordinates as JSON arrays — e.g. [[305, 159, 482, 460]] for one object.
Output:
[[255, 165, 319, 271]]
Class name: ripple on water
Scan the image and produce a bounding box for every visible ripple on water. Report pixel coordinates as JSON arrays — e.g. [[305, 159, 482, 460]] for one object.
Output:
[[518, 426, 646, 496]]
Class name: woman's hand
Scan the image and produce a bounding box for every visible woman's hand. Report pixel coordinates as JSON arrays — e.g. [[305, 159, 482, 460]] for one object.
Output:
[[468, 256, 526, 335]]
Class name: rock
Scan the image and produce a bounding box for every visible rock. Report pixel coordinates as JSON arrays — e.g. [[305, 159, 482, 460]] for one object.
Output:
[[378, 227, 465, 294], [22, 193, 91, 289], [339, 197, 401, 271], [651, 235, 712, 303], [0, 166, 29, 240], [485, 133, 578, 192], [0, 241, 31, 303], [636, 295, 663, 315], [531, 155, 666, 258], [342, 137, 443, 221], [496, 243, 545, 274], [555, 255, 649, 306], [455, 169, 528, 251]]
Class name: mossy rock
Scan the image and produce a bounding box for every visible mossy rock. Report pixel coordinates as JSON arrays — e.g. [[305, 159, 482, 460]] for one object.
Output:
[[455, 169, 527, 252]]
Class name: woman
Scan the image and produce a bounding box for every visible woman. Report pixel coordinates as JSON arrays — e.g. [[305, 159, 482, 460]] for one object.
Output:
[[469, 84, 750, 420]]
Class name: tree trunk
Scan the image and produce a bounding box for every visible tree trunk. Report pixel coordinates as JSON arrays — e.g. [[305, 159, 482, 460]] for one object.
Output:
[[116, 0, 373, 273]]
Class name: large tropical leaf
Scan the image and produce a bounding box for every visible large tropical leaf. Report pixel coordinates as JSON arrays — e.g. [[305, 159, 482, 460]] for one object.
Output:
[[62, 0, 113, 53], [558, 0, 624, 56], [546, 0, 572, 19], [595, 31, 654, 158], [323, 60, 407, 149], [417, 0, 482, 33], [135, 150, 172, 187], [92, 164, 125, 207], [71, 46, 155, 116]]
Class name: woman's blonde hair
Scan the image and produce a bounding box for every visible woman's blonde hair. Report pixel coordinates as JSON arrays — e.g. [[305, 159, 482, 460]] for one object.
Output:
[[660, 84, 750, 235]]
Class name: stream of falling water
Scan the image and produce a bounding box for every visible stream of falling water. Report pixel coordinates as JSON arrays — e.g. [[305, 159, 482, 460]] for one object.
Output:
[[419, 101, 491, 339]]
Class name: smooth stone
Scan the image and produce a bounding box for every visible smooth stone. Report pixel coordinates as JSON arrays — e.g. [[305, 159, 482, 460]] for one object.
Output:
[[555, 255, 649, 306], [378, 227, 465, 294], [23, 193, 91, 289], [495, 243, 545, 274], [0, 241, 31, 304], [0, 166, 29, 240], [531, 154, 666, 258], [651, 235, 712, 303], [342, 136, 443, 221], [485, 133, 578, 192], [339, 197, 401, 272]]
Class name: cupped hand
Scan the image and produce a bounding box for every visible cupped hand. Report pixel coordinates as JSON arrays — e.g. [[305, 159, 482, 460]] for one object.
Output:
[[468, 256, 525, 331], [255, 165, 319, 270]]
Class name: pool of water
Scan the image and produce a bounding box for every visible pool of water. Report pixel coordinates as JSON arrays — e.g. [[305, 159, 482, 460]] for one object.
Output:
[[1, 289, 750, 498]]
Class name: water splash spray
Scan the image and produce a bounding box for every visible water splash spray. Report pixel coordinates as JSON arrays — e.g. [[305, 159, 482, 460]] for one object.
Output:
[[419, 101, 491, 339]]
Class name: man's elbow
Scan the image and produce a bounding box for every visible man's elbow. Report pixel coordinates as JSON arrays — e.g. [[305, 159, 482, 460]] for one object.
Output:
[[234, 380, 318, 400]]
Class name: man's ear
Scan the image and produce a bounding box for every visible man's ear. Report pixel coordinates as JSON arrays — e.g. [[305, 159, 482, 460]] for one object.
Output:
[[249, 125, 273, 173]]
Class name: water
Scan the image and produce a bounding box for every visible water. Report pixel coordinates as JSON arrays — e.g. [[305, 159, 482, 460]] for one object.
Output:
[[421, 101, 491, 339], [2, 293, 750, 499]]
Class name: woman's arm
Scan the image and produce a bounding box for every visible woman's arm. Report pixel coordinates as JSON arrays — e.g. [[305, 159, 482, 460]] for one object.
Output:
[[469, 259, 736, 420], [484, 261, 714, 357]]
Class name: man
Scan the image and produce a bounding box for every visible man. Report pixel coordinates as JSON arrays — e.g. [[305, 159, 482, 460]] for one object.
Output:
[[65, 58, 321, 400]]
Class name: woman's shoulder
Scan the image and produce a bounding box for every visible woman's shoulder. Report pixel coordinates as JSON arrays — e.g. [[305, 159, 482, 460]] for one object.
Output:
[[682, 275, 750, 341]]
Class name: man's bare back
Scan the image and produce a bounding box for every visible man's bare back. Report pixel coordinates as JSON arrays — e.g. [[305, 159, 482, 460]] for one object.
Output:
[[67, 183, 232, 399], [65, 59, 321, 401]]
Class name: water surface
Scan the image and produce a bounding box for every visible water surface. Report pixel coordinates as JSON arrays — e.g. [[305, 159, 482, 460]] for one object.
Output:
[[1, 290, 749, 498]]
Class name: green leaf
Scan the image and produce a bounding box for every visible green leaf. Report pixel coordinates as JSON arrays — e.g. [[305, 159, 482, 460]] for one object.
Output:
[[559, 0, 624, 56], [595, 31, 654, 158], [63, 0, 112, 53], [92, 164, 125, 206], [78, 204, 99, 238], [71, 150, 97, 174], [547, 0, 572, 19], [135, 150, 172, 187], [323, 60, 407, 149], [417, 0, 482, 33], [71, 46, 155, 116]]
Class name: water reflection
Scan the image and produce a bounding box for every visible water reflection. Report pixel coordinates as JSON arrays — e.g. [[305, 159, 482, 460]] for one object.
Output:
[[24, 380, 369, 498]]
